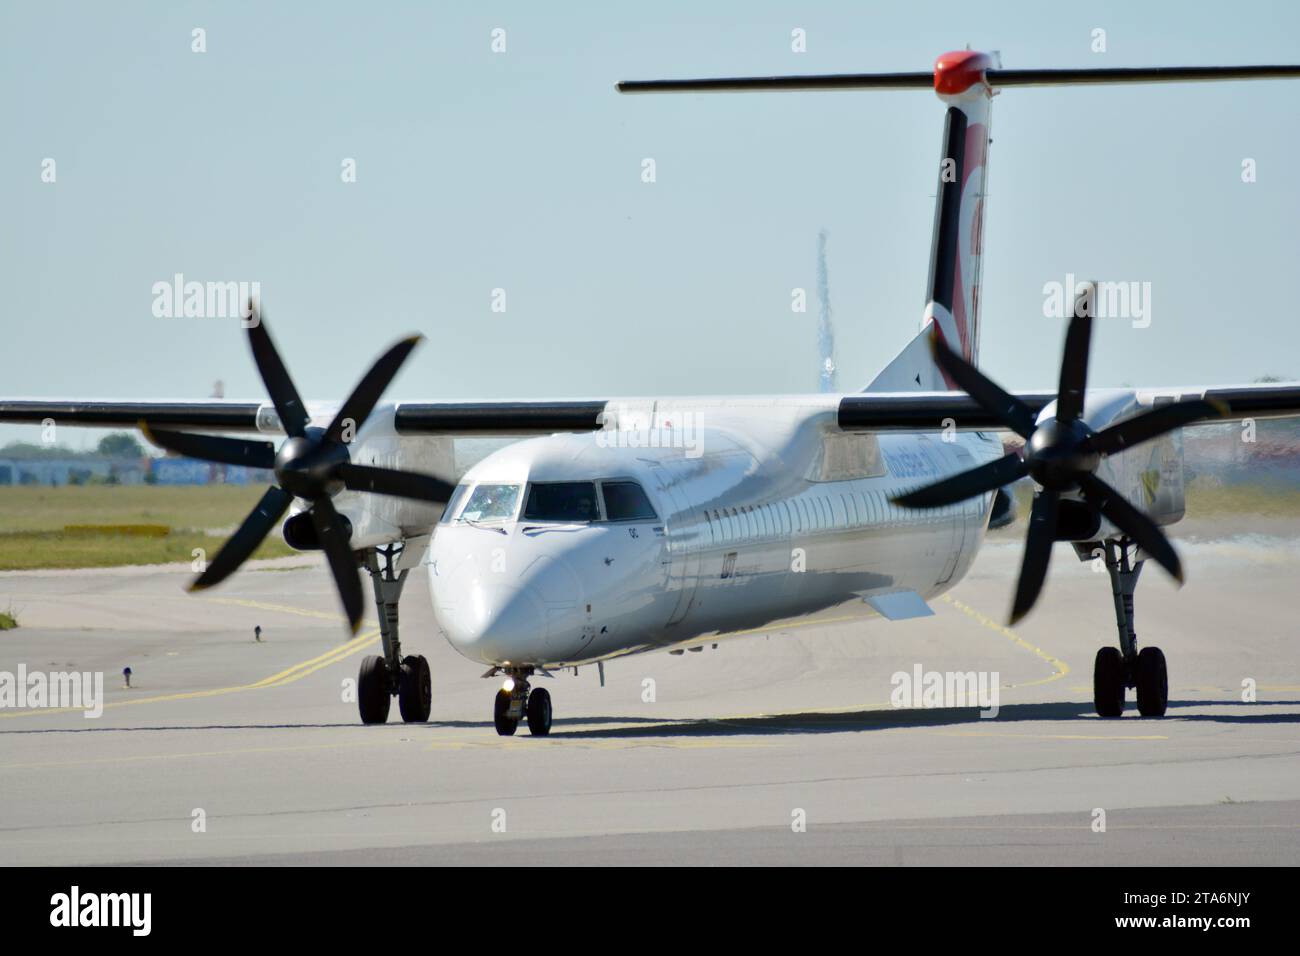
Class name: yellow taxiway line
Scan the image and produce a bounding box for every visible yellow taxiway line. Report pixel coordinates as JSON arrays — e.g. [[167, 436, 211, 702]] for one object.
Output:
[[939, 593, 1071, 688], [0, 621, 379, 717]]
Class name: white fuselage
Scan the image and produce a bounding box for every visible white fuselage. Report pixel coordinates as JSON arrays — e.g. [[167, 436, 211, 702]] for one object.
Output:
[[422, 399, 1003, 668]]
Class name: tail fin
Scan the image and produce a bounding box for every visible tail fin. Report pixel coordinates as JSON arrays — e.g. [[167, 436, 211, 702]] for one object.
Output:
[[867, 51, 993, 392], [616, 56, 1300, 393]]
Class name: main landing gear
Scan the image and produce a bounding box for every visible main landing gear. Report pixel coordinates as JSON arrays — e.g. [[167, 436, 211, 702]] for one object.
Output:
[[1092, 539, 1168, 718], [487, 666, 552, 737], [356, 544, 432, 725]]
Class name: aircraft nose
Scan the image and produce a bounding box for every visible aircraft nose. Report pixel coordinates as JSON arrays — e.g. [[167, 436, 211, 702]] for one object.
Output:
[[430, 531, 592, 664], [438, 574, 549, 663]]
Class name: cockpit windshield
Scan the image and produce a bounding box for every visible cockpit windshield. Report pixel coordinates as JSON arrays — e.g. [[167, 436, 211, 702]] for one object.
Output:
[[457, 483, 521, 522], [523, 481, 599, 522]]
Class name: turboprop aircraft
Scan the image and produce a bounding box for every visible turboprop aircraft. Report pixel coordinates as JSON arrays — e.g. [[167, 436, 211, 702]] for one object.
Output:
[[5, 52, 1300, 736]]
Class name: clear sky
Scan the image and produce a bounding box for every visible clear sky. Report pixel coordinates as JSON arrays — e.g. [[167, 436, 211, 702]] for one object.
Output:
[[3, 0, 1298, 449]]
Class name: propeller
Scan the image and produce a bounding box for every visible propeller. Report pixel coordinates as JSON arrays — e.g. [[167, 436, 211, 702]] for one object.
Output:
[[141, 307, 454, 634], [893, 283, 1226, 625]]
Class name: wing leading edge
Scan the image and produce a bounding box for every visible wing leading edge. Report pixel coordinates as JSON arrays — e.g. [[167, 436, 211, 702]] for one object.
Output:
[[2, 385, 1298, 436]]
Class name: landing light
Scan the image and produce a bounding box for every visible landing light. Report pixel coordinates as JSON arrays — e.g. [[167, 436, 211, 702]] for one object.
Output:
[[502, 678, 516, 693]]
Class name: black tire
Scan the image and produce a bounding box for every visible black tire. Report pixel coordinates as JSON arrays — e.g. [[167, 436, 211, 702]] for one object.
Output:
[[493, 688, 518, 736], [1093, 647, 1125, 718], [398, 655, 432, 723], [358, 655, 391, 725], [1135, 646, 1168, 717], [526, 687, 552, 736]]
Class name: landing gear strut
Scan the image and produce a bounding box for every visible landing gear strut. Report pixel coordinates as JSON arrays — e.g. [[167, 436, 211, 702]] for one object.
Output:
[[357, 543, 431, 725], [1093, 539, 1167, 718], [489, 667, 552, 736]]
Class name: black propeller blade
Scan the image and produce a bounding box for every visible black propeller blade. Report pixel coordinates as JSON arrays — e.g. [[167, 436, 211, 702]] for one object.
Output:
[[248, 312, 310, 438], [1077, 474, 1184, 583], [894, 452, 1028, 509], [931, 338, 1037, 439], [1010, 489, 1059, 625], [1081, 399, 1226, 457], [190, 485, 294, 591], [140, 308, 453, 634], [141, 425, 276, 470], [1054, 286, 1094, 424], [895, 281, 1225, 624], [325, 335, 423, 444], [337, 463, 456, 502], [309, 495, 365, 632]]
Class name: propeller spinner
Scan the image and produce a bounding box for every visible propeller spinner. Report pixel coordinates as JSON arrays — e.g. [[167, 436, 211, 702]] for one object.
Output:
[[893, 283, 1225, 625], [141, 310, 454, 634]]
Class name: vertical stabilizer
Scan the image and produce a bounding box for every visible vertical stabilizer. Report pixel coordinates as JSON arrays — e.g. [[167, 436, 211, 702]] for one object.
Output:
[[867, 51, 994, 392]]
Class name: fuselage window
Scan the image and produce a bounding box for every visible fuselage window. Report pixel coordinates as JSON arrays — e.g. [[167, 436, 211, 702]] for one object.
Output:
[[601, 480, 658, 521], [458, 483, 521, 523], [523, 481, 599, 522]]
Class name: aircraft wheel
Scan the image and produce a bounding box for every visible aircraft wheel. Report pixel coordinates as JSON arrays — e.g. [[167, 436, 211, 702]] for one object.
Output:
[[398, 654, 432, 723], [1135, 646, 1168, 717], [526, 687, 552, 736], [1093, 647, 1125, 718], [493, 688, 518, 736], [358, 655, 392, 725]]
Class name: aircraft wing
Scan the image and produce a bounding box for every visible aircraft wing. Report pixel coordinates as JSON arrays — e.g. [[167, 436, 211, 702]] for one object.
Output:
[[2, 384, 1297, 435], [0, 399, 608, 435], [0, 401, 264, 431], [836, 383, 1300, 431]]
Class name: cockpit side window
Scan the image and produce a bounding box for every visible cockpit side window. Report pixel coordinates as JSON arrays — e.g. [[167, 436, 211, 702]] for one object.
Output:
[[439, 483, 470, 524], [601, 480, 658, 521], [523, 481, 600, 522], [457, 483, 521, 522]]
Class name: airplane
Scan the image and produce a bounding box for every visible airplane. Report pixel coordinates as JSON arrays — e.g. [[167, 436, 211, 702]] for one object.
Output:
[[5, 51, 1300, 737]]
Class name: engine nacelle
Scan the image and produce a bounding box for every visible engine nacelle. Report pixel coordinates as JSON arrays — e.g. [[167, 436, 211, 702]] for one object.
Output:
[[283, 510, 352, 551], [1052, 498, 1101, 541]]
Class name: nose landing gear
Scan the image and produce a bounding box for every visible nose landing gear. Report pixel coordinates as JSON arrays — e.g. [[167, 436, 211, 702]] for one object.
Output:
[[489, 667, 553, 736], [1092, 539, 1168, 718]]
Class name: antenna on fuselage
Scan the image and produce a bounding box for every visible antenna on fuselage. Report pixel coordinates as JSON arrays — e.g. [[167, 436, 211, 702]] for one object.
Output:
[[816, 229, 838, 394]]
